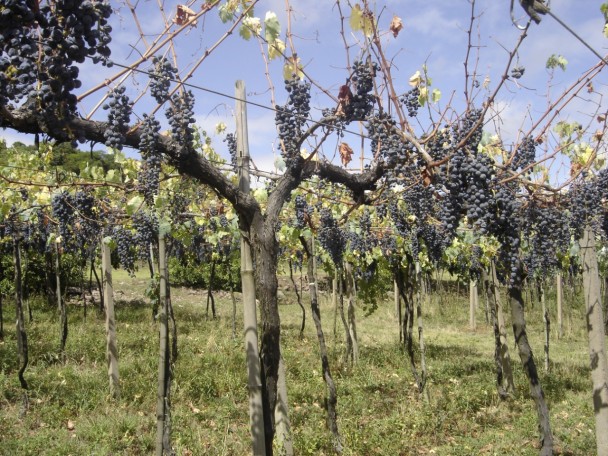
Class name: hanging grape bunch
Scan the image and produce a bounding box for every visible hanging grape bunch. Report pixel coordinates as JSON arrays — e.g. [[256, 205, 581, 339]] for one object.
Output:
[[149, 56, 178, 104], [0, 0, 112, 120], [275, 78, 311, 168], [103, 86, 132, 150]]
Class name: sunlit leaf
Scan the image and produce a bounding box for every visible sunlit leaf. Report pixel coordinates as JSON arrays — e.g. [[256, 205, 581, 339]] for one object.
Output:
[[269, 38, 286, 61], [389, 15, 403, 37], [126, 196, 143, 215], [408, 70, 422, 88], [418, 86, 428, 107], [239, 24, 252, 40], [350, 4, 364, 32], [546, 54, 568, 71], [242, 16, 261, 38], [431, 88, 441, 103], [274, 155, 286, 172], [282, 54, 303, 80], [264, 11, 281, 43], [215, 122, 227, 134]]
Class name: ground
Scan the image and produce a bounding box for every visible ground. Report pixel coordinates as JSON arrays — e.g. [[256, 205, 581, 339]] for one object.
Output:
[[0, 268, 596, 455]]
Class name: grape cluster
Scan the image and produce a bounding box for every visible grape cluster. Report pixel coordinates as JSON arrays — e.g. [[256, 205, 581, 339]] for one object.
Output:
[[317, 209, 346, 266], [470, 245, 482, 280], [366, 113, 407, 168], [22, 209, 49, 254], [0, 1, 112, 121], [103, 86, 132, 150], [275, 78, 311, 167], [137, 115, 162, 205], [132, 211, 158, 258], [567, 170, 607, 238], [166, 90, 195, 149], [139, 114, 161, 159], [112, 225, 136, 275], [137, 160, 160, 205], [400, 87, 420, 117], [149, 56, 178, 104], [51, 190, 76, 244], [224, 133, 238, 170], [391, 184, 446, 262], [293, 195, 309, 229], [168, 191, 189, 223], [511, 136, 536, 172], [73, 190, 101, 253], [436, 109, 492, 236], [488, 183, 522, 285], [522, 202, 569, 277], [453, 109, 483, 148], [347, 60, 378, 120]]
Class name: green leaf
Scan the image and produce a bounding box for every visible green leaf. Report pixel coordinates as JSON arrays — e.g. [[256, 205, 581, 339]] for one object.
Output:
[[239, 24, 252, 40], [418, 86, 428, 107], [431, 88, 441, 103], [126, 196, 144, 215], [219, 2, 234, 23], [264, 11, 281, 43], [159, 219, 172, 237], [546, 54, 568, 71]]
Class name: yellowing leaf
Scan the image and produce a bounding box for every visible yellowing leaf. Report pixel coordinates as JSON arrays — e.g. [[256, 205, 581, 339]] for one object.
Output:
[[283, 55, 303, 80], [350, 4, 364, 32], [215, 122, 227, 134], [349, 4, 375, 37], [408, 70, 422, 88], [242, 16, 261, 39], [269, 38, 285, 61], [418, 86, 428, 106]]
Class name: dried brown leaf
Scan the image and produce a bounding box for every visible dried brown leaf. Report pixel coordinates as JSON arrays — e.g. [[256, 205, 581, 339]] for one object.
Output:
[[339, 142, 354, 167], [175, 5, 197, 26], [389, 15, 403, 38]]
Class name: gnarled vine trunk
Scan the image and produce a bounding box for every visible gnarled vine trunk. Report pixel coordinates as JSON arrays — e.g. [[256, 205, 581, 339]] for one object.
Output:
[[508, 267, 553, 455]]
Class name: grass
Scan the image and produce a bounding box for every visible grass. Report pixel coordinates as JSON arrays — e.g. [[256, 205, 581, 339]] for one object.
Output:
[[0, 269, 597, 455]]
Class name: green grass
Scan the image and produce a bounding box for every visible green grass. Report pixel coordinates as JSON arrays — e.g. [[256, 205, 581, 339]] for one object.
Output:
[[0, 270, 597, 455]]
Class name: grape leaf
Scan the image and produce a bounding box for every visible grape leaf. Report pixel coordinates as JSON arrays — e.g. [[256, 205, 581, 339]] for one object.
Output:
[[239, 24, 252, 40], [408, 70, 422, 88], [174, 5, 197, 26], [546, 54, 568, 71], [431, 88, 441, 103], [126, 196, 143, 215], [240, 16, 261, 40], [350, 4, 375, 37], [269, 38, 285, 61], [389, 15, 403, 38], [282, 55, 303, 80], [339, 142, 354, 166], [350, 4, 364, 32], [264, 11, 281, 43]]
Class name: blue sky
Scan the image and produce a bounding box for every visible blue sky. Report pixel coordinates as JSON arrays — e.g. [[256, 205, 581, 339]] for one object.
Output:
[[3, 0, 607, 186]]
